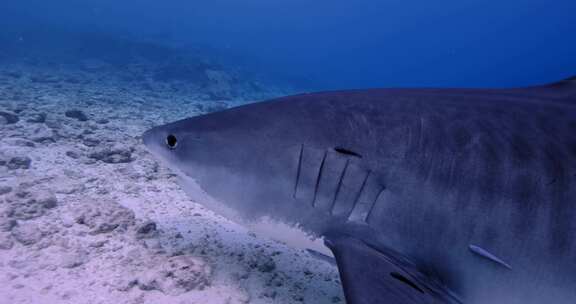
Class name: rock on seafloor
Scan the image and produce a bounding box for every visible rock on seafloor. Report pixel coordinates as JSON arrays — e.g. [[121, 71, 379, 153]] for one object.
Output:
[[136, 220, 159, 239], [5, 188, 58, 220], [134, 255, 212, 295], [0, 186, 12, 195], [88, 144, 134, 164], [67, 199, 136, 235], [64, 109, 89, 121], [11, 222, 45, 245], [0, 111, 19, 124], [5, 156, 32, 170], [0, 232, 14, 250], [59, 249, 90, 268]]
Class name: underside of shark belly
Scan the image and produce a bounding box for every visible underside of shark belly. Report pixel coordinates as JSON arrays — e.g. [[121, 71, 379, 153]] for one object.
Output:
[[247, 215, 334, 256], [176, 160, 336, 257]]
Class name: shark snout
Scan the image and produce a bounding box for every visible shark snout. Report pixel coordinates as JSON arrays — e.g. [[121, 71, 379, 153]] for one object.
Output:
[[142, 129, 155, 149], [142, 127, 167, 157]]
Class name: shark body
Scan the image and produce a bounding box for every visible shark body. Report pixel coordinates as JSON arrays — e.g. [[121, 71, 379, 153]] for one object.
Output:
[[144, 77, 576, 304]]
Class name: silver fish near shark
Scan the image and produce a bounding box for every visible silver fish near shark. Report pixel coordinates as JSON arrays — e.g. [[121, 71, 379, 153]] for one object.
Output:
[[143, 76, 576, 304]]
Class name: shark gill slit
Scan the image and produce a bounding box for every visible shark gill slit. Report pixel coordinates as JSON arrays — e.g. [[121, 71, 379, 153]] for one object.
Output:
[[293, 144, 304, 199], [312, 151, 328, 207], [329, 159, 350, 215], [365, 186, 386, 223], [345, 170, 372, 220]]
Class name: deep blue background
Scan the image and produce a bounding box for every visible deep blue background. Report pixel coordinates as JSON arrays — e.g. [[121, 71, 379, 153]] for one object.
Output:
[[1, 0, 575, 90]]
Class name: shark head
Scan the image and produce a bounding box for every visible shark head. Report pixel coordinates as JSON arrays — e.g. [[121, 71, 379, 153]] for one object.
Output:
[[144, 97, 353, 254], [144, 97, 337, 222], [143, 92, 407, 254]]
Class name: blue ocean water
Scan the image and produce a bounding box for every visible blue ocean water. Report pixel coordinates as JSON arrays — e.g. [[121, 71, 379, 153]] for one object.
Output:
[[0, 2, 575, 303], [1, 0, 575, 91]]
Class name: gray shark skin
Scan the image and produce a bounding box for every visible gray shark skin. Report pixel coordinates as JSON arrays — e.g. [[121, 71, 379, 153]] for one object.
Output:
[[143, 77, 576, 304]]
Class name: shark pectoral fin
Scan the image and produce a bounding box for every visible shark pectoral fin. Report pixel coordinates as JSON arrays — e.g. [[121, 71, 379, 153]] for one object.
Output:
[[324, 234, 461, 304]]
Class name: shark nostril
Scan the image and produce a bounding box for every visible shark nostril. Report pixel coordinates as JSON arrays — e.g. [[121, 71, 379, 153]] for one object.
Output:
[[166, 134, 178, 149]]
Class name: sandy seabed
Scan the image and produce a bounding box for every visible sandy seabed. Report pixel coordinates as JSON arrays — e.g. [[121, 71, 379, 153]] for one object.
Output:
[[0, 62, 343, 304]]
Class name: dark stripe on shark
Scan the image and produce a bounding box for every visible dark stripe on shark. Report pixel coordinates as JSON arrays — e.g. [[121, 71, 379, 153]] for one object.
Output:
[[312, 151, 328, 207], [344, 170, 372, 220], [342, 169, 387, 223], [293, 144, 304, 199], [293, 145, 326, 204], [366, 186, 386, 223], [390, 272, 425, 293], [329, 159, 350, 215]]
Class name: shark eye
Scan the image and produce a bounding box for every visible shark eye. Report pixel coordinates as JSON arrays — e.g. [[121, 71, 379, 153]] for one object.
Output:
[[166, 134, 178, 149]]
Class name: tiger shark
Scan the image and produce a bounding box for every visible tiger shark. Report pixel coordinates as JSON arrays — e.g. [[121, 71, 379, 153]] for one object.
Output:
[[143, 76, 576, 304]]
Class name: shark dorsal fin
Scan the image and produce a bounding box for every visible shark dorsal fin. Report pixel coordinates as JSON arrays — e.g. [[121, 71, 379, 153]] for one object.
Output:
[[469, 244, 512, 270], [546, 75, 576, 88]]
